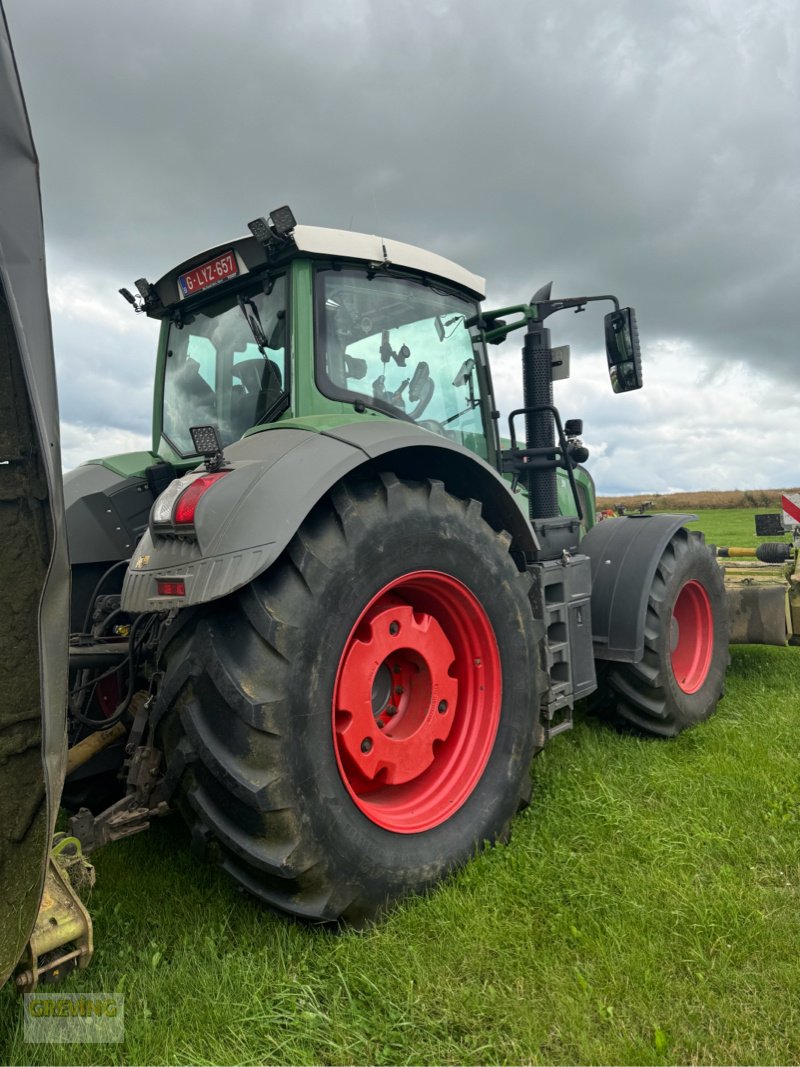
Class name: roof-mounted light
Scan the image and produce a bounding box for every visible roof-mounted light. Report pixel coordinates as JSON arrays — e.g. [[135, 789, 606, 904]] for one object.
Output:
[[248, 205, 297, 251], [248, 216, 272, 246], [119, 276, 162, 315], [269, 205, 296, 237], [119, 287, 145, 313]]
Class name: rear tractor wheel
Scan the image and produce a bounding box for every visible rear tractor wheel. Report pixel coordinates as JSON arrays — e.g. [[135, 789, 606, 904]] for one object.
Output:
[[158, 475, 541, 923], [597, 528, 729, 737]]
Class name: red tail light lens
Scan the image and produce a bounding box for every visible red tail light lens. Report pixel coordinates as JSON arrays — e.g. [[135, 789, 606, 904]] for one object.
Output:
[[157, 580, 186, 597], [173, 471, 229, 525]]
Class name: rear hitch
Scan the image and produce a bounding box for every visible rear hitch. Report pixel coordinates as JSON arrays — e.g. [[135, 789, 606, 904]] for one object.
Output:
[[67, 684, 180, 854]]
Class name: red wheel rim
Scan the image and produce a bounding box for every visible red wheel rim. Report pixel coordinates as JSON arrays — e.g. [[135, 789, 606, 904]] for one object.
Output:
[[670, 580, 714, 694], [332, 571, 501, 833]]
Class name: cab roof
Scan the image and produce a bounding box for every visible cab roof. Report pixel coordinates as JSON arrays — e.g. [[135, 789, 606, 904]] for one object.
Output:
[[144, 222, 485, 317], [292, 225, 485, 298]]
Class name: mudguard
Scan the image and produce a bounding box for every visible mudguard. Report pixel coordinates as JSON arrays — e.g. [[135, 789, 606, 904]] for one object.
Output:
[[580, 513, 695, 662], [121, 420, 538, 612]]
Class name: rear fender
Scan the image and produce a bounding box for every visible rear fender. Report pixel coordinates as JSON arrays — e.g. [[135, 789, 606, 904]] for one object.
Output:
[[580, 514, 695, 662], [121, 422, 537, 612]]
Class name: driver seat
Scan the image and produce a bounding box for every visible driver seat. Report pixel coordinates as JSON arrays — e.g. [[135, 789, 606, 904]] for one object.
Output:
[[232, 358, 284, 425]]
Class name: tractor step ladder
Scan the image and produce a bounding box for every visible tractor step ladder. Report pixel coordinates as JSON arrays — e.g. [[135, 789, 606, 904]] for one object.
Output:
[[531, 555, 596, 736]]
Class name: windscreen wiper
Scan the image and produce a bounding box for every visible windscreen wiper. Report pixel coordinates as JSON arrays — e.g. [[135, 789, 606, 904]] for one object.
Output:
[[237, 293, 281, 403], [237, 294, 269, 354], [236, 293, 291, 424]]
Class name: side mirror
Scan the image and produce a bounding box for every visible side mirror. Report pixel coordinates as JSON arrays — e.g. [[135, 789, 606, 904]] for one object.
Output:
[[604, 307, 642, 393], [451, 357, 475, 388]]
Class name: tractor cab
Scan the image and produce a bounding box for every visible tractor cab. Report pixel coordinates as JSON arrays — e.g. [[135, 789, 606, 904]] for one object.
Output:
[[123, 208, 496, 467]]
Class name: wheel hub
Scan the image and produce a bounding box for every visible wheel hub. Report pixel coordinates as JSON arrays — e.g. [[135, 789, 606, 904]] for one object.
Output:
[[370, 663, 394, 718], [336, 601, 458, 786], [332, 571, 501, 833]]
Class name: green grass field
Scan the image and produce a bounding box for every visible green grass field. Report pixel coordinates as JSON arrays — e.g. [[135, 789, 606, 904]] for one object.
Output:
[[2, 509, 798, 1066], [683, 508, 791, 550]]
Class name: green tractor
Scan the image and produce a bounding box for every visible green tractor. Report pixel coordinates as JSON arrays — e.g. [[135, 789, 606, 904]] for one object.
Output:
[[59, 206, 729, 924]]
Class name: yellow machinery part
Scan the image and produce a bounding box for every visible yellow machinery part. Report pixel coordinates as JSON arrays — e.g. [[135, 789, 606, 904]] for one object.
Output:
[[14, 842, 94, 993], [725, 582, 788, 646], [66, 722, 126, 777]]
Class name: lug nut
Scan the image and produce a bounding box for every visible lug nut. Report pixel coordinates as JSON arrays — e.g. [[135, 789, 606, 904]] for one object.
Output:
[[386, 706, 398, 717], [361, 738, 373, 753], [394, 686, 404, 695], [438, 700, 448, 714], [389, 621, 400, 636], [377, 720, 385, 730]]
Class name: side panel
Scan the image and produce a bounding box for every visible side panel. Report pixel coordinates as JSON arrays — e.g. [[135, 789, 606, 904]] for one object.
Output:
[[122, 423, 538, 612], [64, 464, 153, 564], [85, 451, 157, 479], [0, 8, 70, 987], [581, 514, 695, 662]]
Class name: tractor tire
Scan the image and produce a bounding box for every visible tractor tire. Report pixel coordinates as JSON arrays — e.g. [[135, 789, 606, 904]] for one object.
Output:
[[596, 528, 728, 737], [157, 474, 540, 924]]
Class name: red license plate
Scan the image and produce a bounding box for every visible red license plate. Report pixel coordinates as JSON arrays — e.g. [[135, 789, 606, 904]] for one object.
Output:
[[178, 250, 238, 297]]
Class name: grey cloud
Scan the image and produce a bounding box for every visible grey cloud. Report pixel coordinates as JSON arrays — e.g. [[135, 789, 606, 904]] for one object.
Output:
[[54, 317, 153, 437], [3, 0, 797, 483]]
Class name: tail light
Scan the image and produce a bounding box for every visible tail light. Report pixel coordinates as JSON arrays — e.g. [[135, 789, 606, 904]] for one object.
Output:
[[173, 473, 229, 525], [157, 579, 186, 597], [151, 470, 229, 530]]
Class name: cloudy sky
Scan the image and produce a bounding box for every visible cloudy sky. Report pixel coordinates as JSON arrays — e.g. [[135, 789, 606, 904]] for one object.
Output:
[[5, 0, 798, 493]]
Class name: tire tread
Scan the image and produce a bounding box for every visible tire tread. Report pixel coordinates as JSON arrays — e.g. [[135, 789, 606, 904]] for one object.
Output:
[[597, 527, 728, 737], [158, 475, 538, 921]]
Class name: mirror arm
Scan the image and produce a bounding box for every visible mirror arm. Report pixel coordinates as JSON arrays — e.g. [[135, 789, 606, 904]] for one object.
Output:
[[535, 294, 620, 318], [467, 294, 622, 346]]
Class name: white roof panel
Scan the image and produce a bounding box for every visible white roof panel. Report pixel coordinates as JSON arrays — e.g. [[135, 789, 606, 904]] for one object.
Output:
[[292, 224, 485, 298]]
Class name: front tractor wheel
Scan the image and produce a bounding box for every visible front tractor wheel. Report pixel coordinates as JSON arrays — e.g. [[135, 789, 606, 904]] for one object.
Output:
[[158, 475, 540, 923], [597, 528, 729, 737]]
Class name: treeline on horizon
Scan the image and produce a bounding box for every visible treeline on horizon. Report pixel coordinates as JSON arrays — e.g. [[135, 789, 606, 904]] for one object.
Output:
[[595, 488, 800, 511]]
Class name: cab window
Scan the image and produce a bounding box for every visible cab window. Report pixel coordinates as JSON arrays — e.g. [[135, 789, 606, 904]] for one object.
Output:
[[162, 276, 287, 456], [315, 268, 488, 457]]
